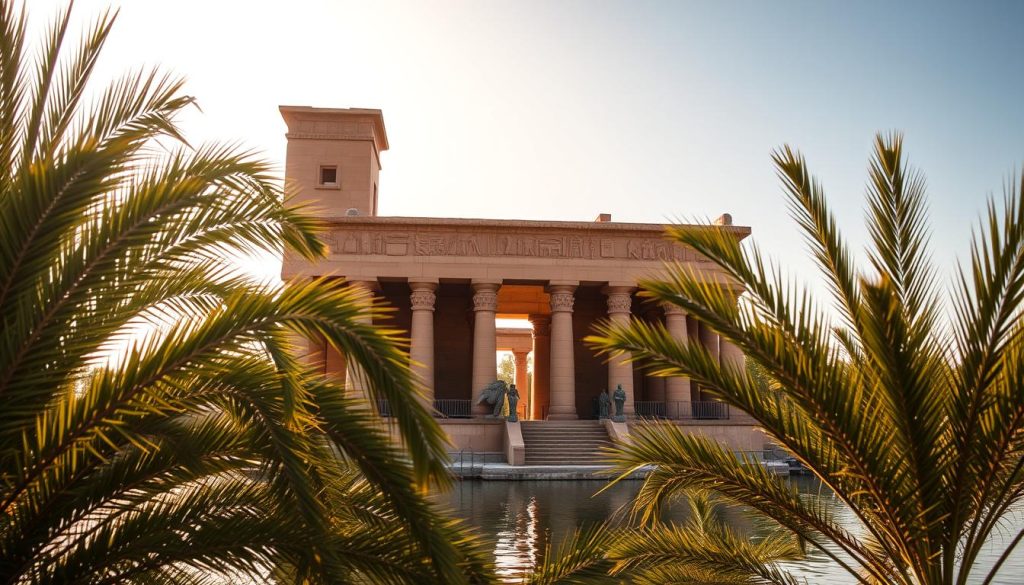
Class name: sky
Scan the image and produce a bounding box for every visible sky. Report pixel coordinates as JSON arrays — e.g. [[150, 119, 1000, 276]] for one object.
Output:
[[30, 0, 1024, 307]]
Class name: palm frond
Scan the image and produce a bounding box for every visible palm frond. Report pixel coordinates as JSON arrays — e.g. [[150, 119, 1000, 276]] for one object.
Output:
[[0, 3, 493, 583], [583, 132, 1024, 584], [527, 523, 620, 585]]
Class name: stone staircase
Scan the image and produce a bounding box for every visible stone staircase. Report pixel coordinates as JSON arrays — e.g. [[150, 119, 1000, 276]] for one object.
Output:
[[520, 421, 612, 466]]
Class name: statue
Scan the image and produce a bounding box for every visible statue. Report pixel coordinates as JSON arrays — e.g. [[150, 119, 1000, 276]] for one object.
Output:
[[476, 380, 508, 418], [598, 389, 610, 419], [507, 384, 520, 422], [612, 384, 626, 422]]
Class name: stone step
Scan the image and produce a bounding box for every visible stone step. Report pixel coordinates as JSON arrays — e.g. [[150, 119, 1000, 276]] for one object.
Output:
[[523, 438, 608, 443], [520, 442, 606, 446], [524, 459, 609, 465], [524, 424, 602, 428], [524, 456, 610, 462], [522, 433, 605, 436], [524, 442, 607, 446], [521, 426, 607, 430], [521, 429, 609, 434], [521, 435, 609, 440], [521, 428, 609, 433], [521, 420, 612, 467], [525, 450, 609, 455], [521, 424, 605, 428], [520, 430, 606, 434]]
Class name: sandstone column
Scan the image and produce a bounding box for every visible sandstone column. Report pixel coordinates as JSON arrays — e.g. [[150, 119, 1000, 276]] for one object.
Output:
[[294, 333, 327, 373], [290, 277, 327, 374], [697, 320, 720, 403], [409, 280, 437, 409], [346, 280, 378, 407], [529, 315, 551, 420], [547, 283, 578, 420], [471, 281, 501, 415], [663, 303, 692, 416], [513, 350, 529, 419], [603, 285, 635, 417], [720, 339, 745, 370], [720, 290, 746, 373]]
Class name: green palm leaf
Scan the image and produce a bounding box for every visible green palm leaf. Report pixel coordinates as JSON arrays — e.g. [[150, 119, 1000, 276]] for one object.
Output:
[[0, 3, 493, 583], [568, 132, 1024, 585]]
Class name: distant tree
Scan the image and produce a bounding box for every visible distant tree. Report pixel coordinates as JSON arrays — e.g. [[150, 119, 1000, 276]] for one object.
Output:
[[0, 3, 491, 583], [536, 134, 1024, 584], [498, 352, 515, 385]]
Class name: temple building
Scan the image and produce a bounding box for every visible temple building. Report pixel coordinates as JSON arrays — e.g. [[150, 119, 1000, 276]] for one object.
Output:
[[280, 105, 760, 465]]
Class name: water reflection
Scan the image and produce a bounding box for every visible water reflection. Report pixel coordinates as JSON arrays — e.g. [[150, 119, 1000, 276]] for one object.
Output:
[[446, 480, 635, 580], [444, 478, 1024, 584]]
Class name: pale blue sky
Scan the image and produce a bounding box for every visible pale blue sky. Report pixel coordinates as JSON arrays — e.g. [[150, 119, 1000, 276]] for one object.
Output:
[[35, 0, 1024, 299]]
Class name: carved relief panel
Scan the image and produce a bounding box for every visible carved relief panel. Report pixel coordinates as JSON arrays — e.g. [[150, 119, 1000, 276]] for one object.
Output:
[[326, 227, 707, 263]]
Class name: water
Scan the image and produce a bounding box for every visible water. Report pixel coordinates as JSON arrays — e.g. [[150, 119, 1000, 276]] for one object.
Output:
[[442, 478, 1024, 583]]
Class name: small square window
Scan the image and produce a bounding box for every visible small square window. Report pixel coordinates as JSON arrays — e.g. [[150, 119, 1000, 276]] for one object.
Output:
[[319, 166, 338, 186]]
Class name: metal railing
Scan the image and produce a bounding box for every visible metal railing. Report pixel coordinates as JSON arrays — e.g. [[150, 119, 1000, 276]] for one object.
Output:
[[632, 400, 730, 420], [433, 399, 472, 418], [379, 399, 728, 420], [633, 401, 666, 418], [375, 399, 473, 418]]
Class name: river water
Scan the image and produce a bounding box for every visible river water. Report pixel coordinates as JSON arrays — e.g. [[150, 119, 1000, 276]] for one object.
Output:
[[442, 478, 1024, 584]]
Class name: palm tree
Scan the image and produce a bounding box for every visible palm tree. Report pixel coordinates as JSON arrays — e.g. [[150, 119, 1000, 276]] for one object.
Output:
[[537, 134, 1024, 584], [0, 3, 492, 583]]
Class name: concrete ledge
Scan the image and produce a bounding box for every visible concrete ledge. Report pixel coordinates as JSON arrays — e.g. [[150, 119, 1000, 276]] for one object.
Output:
[[503, 421, 525, 466], [449, 463, 652, 481], [602, 419, 630, 444]]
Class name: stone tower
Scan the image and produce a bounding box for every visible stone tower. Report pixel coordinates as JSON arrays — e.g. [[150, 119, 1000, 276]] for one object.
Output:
[[279, 106, 389, 217]]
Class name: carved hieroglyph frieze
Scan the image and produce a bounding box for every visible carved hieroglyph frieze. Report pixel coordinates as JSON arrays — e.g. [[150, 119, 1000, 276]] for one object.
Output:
[[324, 229, 706, 263], [287, 120, 375, 141]]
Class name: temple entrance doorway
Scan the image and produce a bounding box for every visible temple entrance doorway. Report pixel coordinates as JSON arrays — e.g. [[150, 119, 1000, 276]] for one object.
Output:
[[496, 317, 532, 420]]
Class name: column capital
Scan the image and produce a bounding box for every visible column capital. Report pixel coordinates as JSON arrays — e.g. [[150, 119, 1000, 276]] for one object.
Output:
[[529, 314, 551, 338], [410, 281, 437, 311], [471, 281, 500, 312], [662, 302, 687, 317], [546, 283, 576, 313], [346, 278, 380, 292], [602, 285, 635, 315]]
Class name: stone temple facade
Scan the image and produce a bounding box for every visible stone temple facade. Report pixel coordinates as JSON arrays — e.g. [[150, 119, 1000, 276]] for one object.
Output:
[[280, 106, 760, 459]]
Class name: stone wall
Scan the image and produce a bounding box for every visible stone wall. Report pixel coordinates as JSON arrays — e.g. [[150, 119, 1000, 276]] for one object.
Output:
[[628, 419, 768, 453], [438, 419, 504, 454]]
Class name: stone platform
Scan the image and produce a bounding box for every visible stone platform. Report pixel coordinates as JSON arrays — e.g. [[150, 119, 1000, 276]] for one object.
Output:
[[448, 461, 652, 481]]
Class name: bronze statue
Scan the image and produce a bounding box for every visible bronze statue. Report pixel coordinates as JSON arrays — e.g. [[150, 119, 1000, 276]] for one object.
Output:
[[598, 389, 610, 419], [612, 384, 626, 422], [476, 380, 508, 418], [507, 384, 520, 422]]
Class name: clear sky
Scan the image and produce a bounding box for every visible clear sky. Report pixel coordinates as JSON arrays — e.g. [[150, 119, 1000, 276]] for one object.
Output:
[[31, 0, 1024, 300]]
